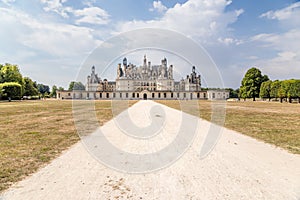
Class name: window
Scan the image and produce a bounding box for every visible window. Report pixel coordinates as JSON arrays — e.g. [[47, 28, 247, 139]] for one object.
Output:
[[100, 93, 102, 98], [152, 93, 155, 98], [120, 93, 122, 98], [183, 93, 186, 98], [197, 93, 200, 98], [113, 93, 116, 98], [106, 93, 109, 98], [68, 93, 71, 96], [203, 93, 206, 98], [212, 93, 215, 99], [87, 93, 89, 98], [126, 93, 128, 98], [177, 93, 179, 98], [132, 93, 135, 98], [164, 93, 167, 98], [171, 93, 173, 98], [137, 93, 139, 98], [158, 93, 161, 98]]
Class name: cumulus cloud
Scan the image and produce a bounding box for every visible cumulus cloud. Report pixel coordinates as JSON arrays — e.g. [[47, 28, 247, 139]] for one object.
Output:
[[40, 0, 110, 25], [0, 7, 101, 57], [149, 1, 167, 13], [118, 0, 244, 42], [73, 7, 110, 25], [40, 0, 71, 18]]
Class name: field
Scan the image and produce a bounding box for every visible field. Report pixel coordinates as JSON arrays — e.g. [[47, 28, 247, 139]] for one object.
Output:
[[0, 99, 299, 193], [156, 100, 300, 154], [0, 100, 136, 192]]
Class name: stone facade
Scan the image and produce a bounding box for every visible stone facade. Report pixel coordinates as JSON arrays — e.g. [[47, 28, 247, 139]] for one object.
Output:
[[57, 55, 229, 100]]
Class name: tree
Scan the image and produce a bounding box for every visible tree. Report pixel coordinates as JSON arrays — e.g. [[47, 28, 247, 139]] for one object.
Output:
[[68, 81, 75, 91], [239, 67, 268, 101], [23, 77, 38, 96], [50, 85, 58, 97], [270, 80, 280, 100], [68, 81, 85, 91], [0, 63, 24, 95], [0, 82, 22, 100], [277, 80, 289, 103], [37, 84, 50, 95], [58, 86, 64, 91], [226, 88, 239, 98], [259, 80, 272, 101], [290, 80, 300, 103]]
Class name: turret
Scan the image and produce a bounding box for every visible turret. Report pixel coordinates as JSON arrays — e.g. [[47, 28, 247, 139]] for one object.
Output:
[[123, 57, 127, 66], [143, 55, 147, 67]]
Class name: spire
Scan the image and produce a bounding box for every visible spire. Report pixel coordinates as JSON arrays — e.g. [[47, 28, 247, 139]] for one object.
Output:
[[143, 54, 147, 66]]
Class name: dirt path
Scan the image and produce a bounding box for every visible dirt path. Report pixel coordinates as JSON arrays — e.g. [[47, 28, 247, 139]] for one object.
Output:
[[1, 101, 299, 199]]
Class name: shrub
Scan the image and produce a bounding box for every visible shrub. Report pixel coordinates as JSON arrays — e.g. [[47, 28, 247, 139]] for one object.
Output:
[[0, 82, 22, 100]]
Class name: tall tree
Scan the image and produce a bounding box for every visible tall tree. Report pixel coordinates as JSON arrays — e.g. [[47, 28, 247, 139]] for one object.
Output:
[[51, 85, 58, 97], [270, 80, 280, 100], [23, 77, 38, 96], [260, 80, 272, 101], [239, 67, 268, 101], [37, 84, 50, 95]]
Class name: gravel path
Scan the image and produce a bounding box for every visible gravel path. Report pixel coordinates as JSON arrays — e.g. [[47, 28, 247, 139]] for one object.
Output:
[[1, 100, 299, 200]]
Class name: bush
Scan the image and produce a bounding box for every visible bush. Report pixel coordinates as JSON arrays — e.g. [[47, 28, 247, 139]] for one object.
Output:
[[0, 82, 22, 100]]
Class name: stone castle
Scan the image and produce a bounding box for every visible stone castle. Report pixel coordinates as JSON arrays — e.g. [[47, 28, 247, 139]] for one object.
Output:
[[57, 55, 228, 100]]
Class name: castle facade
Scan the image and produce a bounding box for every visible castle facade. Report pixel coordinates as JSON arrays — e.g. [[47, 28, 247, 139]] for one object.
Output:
[[57, 55, 229, 100]]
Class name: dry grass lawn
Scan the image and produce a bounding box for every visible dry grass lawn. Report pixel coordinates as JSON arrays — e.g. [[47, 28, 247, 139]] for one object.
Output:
[[156, 100, 300, 154], [0, 100, 136, 192], [0, 99, 299, 193]]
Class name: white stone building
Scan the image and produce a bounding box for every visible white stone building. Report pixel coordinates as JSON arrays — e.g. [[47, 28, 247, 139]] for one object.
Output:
[[57, 55, 229, 100]]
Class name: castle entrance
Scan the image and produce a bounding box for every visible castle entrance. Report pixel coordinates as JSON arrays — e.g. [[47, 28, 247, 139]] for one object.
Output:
[[143, 93, 147, 100]]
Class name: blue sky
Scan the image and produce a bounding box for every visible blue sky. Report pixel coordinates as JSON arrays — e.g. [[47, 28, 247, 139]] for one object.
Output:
[[0, 0, 299, 89]]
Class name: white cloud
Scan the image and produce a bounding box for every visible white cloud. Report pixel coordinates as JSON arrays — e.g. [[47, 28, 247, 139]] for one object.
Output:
[[260, 2, 300, 20], [0, 7, 101, 57], [250, 29, 300, 80], [149, 1, 167, 13], [1, 0, 15, 4], [118, 0, 244, 42], [40, 0, 110, 25], [260, 2, 300, 27], [73, 7, 110, 25], [217, 37, 243, 45], [82, 0, 96, 7], [40, 0, 71, 18]]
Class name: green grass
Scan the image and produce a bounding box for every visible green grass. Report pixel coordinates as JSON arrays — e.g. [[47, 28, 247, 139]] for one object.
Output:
[[156, 100, 300, 154]]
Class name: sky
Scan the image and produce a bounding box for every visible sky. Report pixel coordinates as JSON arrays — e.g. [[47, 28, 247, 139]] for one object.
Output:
[[0, 0, 300, 89]]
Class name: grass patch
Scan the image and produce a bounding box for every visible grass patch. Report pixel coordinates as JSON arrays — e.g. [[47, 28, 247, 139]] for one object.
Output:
[[156, 100, 300, 154], [0, 100, 136, 192]]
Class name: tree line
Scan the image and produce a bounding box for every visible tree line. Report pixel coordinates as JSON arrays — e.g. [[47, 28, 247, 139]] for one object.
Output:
[[239, 67, 300, 103], [0, 63, 59, 100], [0, 63, 86, 100]]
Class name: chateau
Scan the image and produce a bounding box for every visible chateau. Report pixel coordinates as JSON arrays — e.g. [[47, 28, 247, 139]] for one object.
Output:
[[57, 55, 229, 100]]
